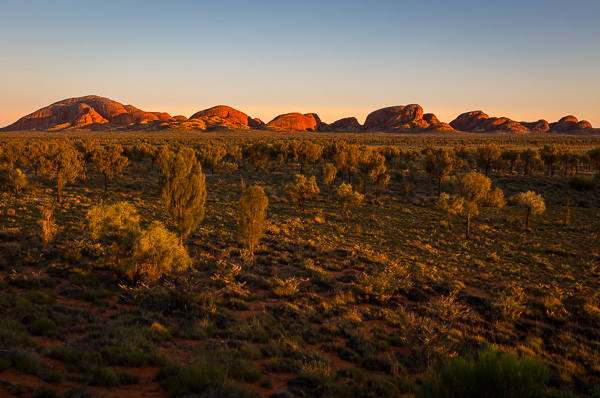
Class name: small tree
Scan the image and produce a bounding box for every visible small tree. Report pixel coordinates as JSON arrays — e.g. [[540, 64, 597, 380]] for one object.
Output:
[[159, 148, 207, 245], [515, 191, 546, 231], [336, 183, 364, 228], [128, 222, 192, 284], [238, 185, 268, 265], [93, 144, 129, 192], [436, 193, 464, 231], [321, 162, 337, 201], [40, 140, 82, 203], [454, 172, 493, 239], [285, 174, 320, 211], [74, 139, 100, 185], [86, 201, 141, 254], [476, 143, 501, 176], [87, 202, 191, 284], [39, 204, 58, 245], [424, 148, 457, 196]]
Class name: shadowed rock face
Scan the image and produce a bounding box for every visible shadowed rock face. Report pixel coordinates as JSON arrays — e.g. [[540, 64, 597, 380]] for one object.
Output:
[[266, 113, 322, 131], [1, 95, 176, 130], [323, 117, 362, 132]]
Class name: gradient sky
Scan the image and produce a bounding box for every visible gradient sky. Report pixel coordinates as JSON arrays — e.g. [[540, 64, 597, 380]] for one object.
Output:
[[1, 0, 599, 128]]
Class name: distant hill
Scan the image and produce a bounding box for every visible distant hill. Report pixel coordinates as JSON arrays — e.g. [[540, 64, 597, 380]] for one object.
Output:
[[1, 95, 596, 134]]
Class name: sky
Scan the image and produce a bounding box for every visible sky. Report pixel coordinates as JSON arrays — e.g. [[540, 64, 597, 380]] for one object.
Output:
[[0, 0, 599, 127]]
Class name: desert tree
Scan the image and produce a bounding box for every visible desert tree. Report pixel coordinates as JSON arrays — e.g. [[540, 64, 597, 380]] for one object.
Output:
[[285, 174, 320, 211], [238, 185, 268, 265], [369, 163, 390, 199], [331, 143, 361, 182], [87, 201, 141, 251], [245, 141, 270, 171], [74, 139, 100, 185], [540, 144, 566, 176], [424, 147, 458, 196], [226, 143, 243, 164], [358, 149, 386, 193], [39, 204, 58, 245], [476, 143, 501, 175], [7, 167, 27, 197], [515, 191, 546, 231], [587, 147, 600, 173], [129, 222, 192, 284], [159, 148, 207, 245], [336, 182, 364, 228], [92, 144, 129, 191], [40, 140, 82, 203], [87, 202, 190, 284], [196, 141, 226, 175], [454, 145, 477, 170], [23, 140, 46, 175], [220, 161, 238, 181], [321, 162, 337, 201], [500, 148, 520, 174], [518, 149, 542, 175], [454, 172, 498, 239], [297, 140, 323, 173], [436, 192, 464, 231]]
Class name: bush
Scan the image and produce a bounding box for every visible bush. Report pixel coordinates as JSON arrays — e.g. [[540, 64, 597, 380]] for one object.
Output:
[[418, 346, 551, 398], [568, 176, 598, 191]]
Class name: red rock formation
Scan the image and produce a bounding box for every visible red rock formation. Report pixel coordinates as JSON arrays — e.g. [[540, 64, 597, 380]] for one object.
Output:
[[123, 105, 159, 122], [266, 113, 321, 131], [325, 117, 362, 132], [190, 105, 256, 128], [423, 113, 441, 126], [152, 112, 175, 122], [70, 104, 108, 127], [521, 120, 550, 132], [249, 118, 265, 128], [401, 104, 424, 123], [0, 95, 155, 130], [173, 115, 188, 121], [576, 120, 592, 130], [450, 111, 490, 131], [363, 105, 426, 130], [553, 115, 579, 131], [363, 106, 404, 130]]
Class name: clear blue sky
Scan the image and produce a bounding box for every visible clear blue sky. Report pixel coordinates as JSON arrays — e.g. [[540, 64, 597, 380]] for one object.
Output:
[[1, 0, 599, 127]]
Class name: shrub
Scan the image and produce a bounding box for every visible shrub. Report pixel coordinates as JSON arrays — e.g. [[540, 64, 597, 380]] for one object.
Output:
[[418, 346, 551, 398], [568, 175, 598, 191]]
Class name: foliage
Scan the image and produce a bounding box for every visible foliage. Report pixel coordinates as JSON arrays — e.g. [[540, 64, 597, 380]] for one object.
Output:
[[419, 346, 551, 398], [127, 222, 192, 284], [92, 144, 129, 191], [238, 185, 268, 265], [159, 148, 207, 244], [515, 191, 546, 231], [40, 140, 82, 202], [335, 183, 364, 227], [285, 174, 320, 211]]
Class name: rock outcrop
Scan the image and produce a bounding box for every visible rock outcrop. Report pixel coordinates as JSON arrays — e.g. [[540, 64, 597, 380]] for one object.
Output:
[[322, 117, 362, 132], [190, 105, 256, 129], [0, 95, 175, 130], [266, 113, 322, 131], [362, 104, 449, 131], [452, 111, 593, 133]]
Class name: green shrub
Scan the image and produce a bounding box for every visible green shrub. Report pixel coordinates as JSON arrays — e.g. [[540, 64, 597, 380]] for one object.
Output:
[[418, 346, 551, 398], [568, 176, 598, 191], [30, 318, 57, 336]]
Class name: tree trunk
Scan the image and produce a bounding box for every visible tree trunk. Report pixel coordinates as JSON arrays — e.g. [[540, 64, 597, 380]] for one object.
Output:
[[57, 183, 62, 203], [104, 174, 108, 192], [437, 177, 442, 196], [465, 213, 471, 239], [524, 208, 531, 231]]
